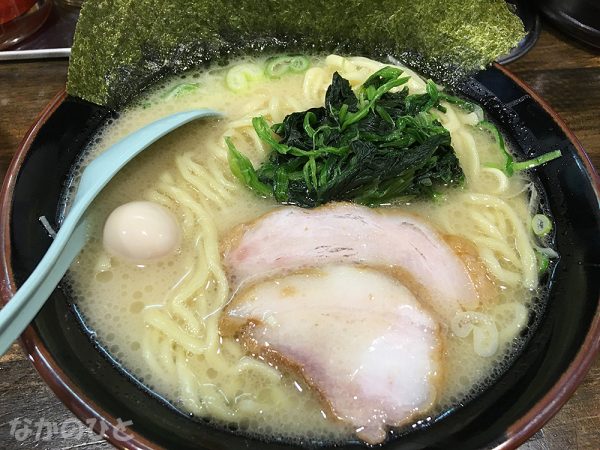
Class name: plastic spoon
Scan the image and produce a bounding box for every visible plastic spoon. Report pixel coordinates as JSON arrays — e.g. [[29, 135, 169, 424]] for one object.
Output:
[[0, 108, 221, 355]]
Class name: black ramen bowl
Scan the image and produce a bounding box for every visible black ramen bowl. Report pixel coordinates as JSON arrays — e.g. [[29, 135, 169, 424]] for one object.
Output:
[[1, 63, 599, 450]]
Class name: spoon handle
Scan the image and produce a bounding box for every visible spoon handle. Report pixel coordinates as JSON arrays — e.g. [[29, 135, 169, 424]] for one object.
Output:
[[0, 108, 220, 356], [0, 217, 87, 355]]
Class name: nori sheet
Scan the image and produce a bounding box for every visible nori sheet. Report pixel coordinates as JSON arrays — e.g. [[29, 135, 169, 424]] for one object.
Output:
[[67, 0, 525, 108]]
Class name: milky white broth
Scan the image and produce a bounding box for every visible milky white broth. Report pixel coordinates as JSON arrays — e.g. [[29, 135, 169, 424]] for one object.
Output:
[[65, 55, 542, 444]]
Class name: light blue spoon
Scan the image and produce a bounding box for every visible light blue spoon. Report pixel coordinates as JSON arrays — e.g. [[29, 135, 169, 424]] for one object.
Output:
[[0, 108, 221, 356]]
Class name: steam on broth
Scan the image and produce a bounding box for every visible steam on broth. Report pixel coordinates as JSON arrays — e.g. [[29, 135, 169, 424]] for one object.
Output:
[[66, 55, 553, 444]]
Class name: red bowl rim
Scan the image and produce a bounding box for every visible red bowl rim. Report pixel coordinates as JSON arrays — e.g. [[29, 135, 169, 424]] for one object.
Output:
[[0, 64, 599, 450]]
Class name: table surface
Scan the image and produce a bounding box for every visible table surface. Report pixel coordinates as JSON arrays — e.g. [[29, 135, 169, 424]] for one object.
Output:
[[0, 25, 598, 450]]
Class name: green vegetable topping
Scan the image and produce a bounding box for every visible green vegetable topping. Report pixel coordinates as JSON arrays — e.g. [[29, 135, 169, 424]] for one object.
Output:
[[478, 121, 562, 176], [162, 83, 200, 100], [532, 214, 553, 237], [438, 92, 477, 113], [512, 151, 563, 172], [265, 56, 310, 78], [536, 251, 550, 275], [226, 68, 465, 207], [225, 63, 263, 92], [225, 137, 272, 197]]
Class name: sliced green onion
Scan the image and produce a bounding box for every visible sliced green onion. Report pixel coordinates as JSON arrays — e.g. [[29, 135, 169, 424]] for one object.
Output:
[[289, 56, 310, 73], [265, 57, 291, 78], [532, 214, 552, 236], [536, 251, 550, 275], [225, 63, 263, 92], [265, 56, 310, 78], [162, 83, 200, 100]]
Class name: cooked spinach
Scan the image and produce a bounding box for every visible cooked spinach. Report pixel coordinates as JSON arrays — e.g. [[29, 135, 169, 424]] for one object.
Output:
[[227, 68, 465, 207]]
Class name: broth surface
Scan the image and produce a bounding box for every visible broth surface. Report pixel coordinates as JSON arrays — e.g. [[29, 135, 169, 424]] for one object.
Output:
[[66, 55, 543, 444]]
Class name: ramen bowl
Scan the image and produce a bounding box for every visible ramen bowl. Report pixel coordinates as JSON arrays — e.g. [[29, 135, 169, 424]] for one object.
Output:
[[1, 63, 599, 449]]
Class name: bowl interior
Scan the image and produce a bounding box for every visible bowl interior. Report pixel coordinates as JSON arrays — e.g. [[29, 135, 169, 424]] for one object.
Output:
[[4, 65, 600, 450]]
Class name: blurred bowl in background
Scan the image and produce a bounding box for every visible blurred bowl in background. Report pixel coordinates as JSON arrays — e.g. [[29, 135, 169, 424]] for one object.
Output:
[[0, 0, 52, 50], [537, 0, 600, 49]]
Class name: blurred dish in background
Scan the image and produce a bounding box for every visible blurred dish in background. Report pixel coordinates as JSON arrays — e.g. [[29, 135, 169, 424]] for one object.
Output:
[[0, 0, 79, 60], [537, 0, 600, 49], [0, 0, 51, 49]]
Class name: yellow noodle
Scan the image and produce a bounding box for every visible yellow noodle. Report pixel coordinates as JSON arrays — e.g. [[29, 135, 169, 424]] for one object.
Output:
[[70, 55, 545, 439]]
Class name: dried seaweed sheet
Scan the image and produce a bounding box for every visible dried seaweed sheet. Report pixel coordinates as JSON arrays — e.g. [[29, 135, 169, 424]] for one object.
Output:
[[67, 0, 525, 108]]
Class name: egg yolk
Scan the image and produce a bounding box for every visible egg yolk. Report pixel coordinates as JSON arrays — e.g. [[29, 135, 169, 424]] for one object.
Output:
[[103, 201, 181, 262]]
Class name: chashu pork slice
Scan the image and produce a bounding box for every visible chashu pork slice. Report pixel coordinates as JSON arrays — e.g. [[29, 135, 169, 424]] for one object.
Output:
[[220, 265, 442, 444], [223, 202, 483, 322]]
